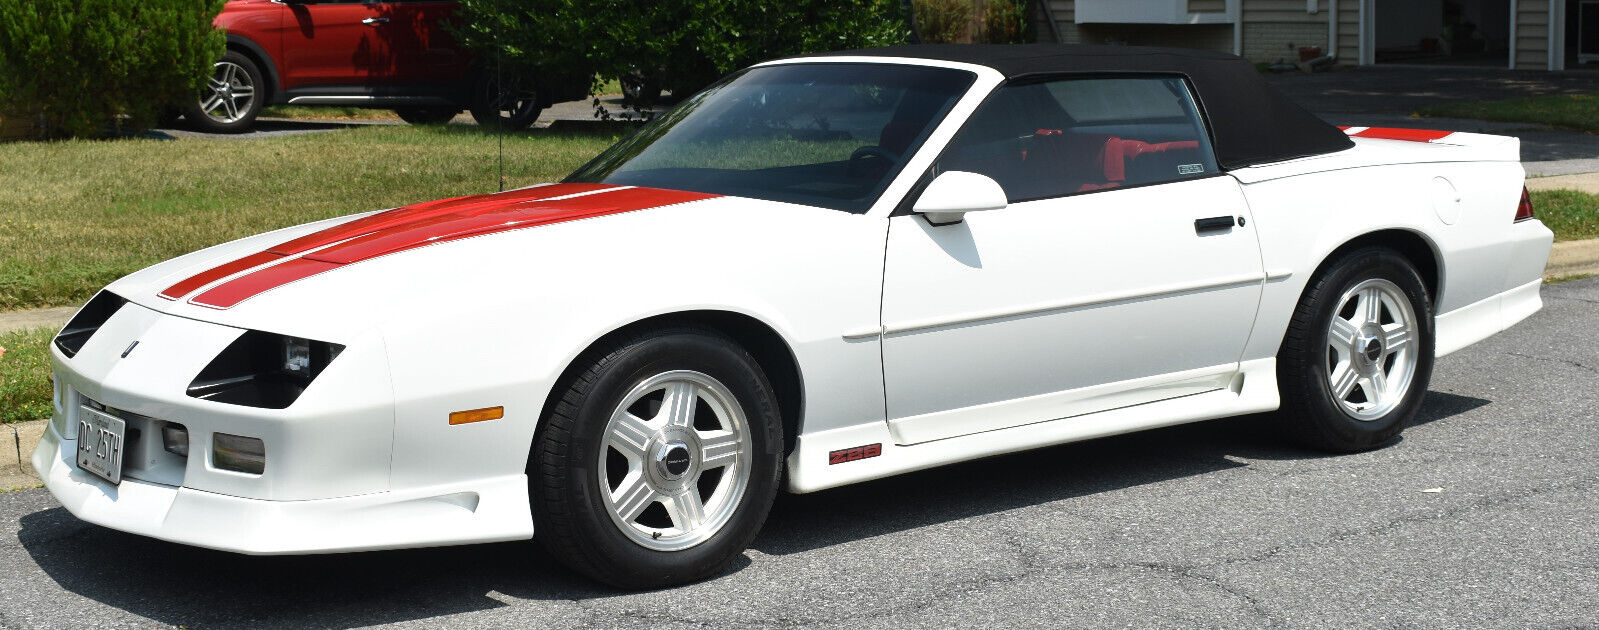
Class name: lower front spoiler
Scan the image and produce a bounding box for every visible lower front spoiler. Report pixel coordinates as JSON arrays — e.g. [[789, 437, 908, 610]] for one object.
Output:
[[32, 423, 534, 555]]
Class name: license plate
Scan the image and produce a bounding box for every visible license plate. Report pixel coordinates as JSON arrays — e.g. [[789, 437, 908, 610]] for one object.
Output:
[[77, 406, 127, 485]]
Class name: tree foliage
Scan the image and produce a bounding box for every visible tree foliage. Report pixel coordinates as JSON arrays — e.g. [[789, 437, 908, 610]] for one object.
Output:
[[454, 0, 911, 104], [0, 0, 225, 138]]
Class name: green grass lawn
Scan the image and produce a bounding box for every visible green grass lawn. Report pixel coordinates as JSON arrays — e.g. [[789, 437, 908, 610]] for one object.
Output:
[[0, 125, 617, 312], [1417, 94, 1599, 133], [1531, 189, 1599, 242], [0, 327, 54, 423]]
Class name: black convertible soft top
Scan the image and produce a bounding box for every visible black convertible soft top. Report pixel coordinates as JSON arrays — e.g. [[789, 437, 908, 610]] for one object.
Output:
[[802, 44, 1354, 170]]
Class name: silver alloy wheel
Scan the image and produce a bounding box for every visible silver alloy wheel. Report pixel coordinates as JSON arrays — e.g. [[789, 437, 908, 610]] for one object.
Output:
[[598, 370, 752, 552], [1325, 278, 1418, 420], [198, 60, 255, 124]]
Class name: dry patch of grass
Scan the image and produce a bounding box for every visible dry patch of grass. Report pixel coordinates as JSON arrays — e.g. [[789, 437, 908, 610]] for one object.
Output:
[[0, 125, 617, 310]]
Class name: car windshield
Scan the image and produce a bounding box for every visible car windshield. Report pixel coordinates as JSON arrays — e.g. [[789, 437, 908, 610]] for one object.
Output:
[[565, 63, 977, 213]]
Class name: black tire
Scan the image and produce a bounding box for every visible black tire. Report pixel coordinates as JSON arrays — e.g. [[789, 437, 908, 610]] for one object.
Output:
[[184, 51, 265, 133], [1276, 247, 1436, 452], [470, 73, 542, 130], [531, 328, 784, 589], [394, 106, 459, 125]]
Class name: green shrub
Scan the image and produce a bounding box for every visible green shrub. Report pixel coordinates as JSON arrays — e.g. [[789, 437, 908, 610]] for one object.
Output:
[[454, 0, 910, 106], [981, 0, 1030, 44], [0, 0, 225, 138], [913, 0, 972, 44]]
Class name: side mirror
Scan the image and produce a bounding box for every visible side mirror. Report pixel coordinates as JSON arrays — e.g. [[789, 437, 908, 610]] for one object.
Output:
[[912, 171, 1007, 225]]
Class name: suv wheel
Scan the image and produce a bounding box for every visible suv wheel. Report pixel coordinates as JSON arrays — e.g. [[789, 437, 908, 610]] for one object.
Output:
[[185, 51, 265, 133], [470, 73, 542, 130]]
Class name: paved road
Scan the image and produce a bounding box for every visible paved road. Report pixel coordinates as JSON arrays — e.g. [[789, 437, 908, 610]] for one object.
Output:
[[2, 278, 1596, 628]]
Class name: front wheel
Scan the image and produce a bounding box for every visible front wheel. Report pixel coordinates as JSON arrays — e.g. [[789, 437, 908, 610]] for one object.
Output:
[[184, 51, 265, 133], [1276, 247, 1435, 452], [530, 328, 783, 589]]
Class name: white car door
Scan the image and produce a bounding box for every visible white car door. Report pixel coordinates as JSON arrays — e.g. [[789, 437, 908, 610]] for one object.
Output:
[[879, 76, 1266, 444]]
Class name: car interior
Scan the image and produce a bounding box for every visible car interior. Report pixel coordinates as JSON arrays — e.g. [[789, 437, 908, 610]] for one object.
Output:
[[938, 77, 1217, 202]]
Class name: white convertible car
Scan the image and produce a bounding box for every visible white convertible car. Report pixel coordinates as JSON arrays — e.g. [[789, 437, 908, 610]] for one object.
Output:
[[36, 45, 1551, 588]]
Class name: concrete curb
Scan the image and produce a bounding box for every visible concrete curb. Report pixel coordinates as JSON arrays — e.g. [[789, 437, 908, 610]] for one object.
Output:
[[1527, 172, 1599, 195], [0, 420, 45, 491], [1547, 238, 1599, 278]]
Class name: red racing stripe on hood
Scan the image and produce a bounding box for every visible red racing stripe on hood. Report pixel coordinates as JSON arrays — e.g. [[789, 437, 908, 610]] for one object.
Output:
[[305, 186, 715, 264], [190, 258, 341, 310], [266, 183, 614, 255], [179, 185, 719, 309], [157, 251, 282, 301], [158, 183, 608, 301]]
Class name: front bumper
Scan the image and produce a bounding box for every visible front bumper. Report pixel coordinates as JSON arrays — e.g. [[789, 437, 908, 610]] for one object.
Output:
[[33, 422, 532, 554], [36, 299, 535, 554]]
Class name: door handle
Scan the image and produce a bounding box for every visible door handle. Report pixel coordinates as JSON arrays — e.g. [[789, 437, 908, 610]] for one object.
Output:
[[1194, 216, 1238, 234], [362, 17, 389, 25]]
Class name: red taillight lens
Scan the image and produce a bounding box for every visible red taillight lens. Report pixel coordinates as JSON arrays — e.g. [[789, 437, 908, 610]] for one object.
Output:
[[1515, 186, 1535, 222]]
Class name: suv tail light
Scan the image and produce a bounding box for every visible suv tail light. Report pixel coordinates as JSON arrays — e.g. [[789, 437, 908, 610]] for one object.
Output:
[[1515, 186, 1535, 222]]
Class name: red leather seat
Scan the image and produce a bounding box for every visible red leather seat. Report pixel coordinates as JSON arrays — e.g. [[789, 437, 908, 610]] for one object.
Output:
[[1039, 134, 1201, 192]]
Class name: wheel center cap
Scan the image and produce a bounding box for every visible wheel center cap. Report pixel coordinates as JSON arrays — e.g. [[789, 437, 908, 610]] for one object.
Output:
[[1362, 336, 1384, 362], [656, 442, 693, 479]]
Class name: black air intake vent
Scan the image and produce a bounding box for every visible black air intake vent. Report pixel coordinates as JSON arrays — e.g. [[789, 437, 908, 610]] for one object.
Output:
[[54, 291, 128, 358], [187, 331, 344, 409]]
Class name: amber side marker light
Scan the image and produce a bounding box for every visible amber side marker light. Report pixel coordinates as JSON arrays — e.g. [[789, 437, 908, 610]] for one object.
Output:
[[449, 406, 504, 425]]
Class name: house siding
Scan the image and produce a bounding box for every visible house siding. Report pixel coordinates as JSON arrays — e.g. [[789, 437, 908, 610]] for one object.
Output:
[[1336, 1, 1359, 61], [1047, 1, 1233, 49], [1048, 0, 1560, 69], [1049, 0, 1339, 63], [1515, 0, 1552, 69]]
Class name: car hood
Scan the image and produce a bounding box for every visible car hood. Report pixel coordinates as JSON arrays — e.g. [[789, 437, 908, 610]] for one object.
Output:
[[103, 183, 761, 341]]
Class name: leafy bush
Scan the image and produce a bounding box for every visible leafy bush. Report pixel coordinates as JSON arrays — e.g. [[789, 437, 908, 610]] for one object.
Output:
[[982, 0, 1030, 44], [454, 0, 910, 107], [913, 0, 972, 44], [0, 0, 225, 138]]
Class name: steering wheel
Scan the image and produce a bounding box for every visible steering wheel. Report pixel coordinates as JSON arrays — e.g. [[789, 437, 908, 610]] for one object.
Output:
[[847, 146, 900, 178]]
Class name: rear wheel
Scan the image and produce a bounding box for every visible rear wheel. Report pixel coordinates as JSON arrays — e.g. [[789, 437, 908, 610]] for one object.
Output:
[[1276, 247, 1435, 452], [394, 106, 458, 125], [531, 328, 783, 588], [184, 51, 264, 133], [470, 73, 542, 130]]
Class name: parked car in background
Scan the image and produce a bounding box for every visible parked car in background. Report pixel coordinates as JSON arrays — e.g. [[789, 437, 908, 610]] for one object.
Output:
[[187, 0, 588, 132]]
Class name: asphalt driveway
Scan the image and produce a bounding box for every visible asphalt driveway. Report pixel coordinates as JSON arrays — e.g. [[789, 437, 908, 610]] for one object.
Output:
[[1, 277, 1596, 628]]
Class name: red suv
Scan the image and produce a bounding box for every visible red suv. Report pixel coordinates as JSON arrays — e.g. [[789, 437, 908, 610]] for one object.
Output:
[[185, 0, 588, 132]]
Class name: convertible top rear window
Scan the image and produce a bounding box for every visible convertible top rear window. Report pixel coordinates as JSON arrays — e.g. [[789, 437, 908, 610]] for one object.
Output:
[[566, 64, 976, 213]]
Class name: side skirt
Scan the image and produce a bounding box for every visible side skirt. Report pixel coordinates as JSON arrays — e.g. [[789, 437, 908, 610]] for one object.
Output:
[[784, 357, 1281, 494]]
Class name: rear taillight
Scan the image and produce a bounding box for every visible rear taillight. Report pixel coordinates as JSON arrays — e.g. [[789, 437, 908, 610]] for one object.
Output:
[[1515, 186, 1535, 222]]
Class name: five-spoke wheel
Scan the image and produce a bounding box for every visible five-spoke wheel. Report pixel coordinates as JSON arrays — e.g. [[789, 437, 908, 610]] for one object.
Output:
[[1278, 247, 1435, 452], [531, 328, 782, 589], [599, 371, 753, 552], [1323, 279, 1418, 421]]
